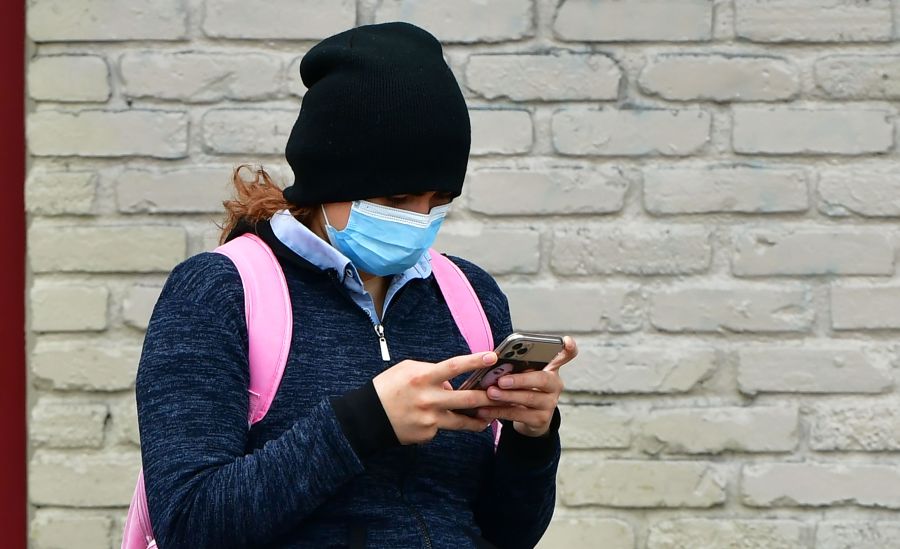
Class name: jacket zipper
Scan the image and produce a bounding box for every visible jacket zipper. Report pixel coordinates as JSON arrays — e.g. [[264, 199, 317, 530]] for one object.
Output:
[[410, 506, 433, 549], [325, 272, 392, 362], [374, 323, 390, 361], [324, 271, 430, 545], [399, 447, 433, 549]]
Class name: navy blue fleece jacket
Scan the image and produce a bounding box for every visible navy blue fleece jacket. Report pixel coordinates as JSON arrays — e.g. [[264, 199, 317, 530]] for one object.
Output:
[[135, 220, 560, 548]]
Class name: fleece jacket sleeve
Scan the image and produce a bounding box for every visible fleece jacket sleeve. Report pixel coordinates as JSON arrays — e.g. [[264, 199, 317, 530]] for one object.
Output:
[[135, 253, 366, 548]]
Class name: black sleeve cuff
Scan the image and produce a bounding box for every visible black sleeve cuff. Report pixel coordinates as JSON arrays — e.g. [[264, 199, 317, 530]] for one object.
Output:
[[495, 407, 561, 468], [330, 381, 400, 459]]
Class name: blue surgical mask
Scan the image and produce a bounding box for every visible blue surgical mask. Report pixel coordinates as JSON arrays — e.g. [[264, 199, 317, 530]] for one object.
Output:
[[322, 200, 450, 276]]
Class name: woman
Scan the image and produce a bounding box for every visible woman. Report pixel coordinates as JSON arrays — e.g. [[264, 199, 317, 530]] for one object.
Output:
[[135, 21, 576, 548]]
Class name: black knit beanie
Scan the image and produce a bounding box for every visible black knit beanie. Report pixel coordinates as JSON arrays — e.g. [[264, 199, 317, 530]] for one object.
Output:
[[282, 22, 471, 207]]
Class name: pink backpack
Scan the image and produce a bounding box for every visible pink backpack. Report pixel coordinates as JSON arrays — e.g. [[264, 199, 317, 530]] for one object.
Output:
[[121, 233, 498, 549]]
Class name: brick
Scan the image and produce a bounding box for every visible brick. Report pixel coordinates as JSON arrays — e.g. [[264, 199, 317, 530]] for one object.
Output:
[[121, 51, 282, 103], [29, 225, 186, 273], [816, 521, 900, 549], [470, 109, 533, 155], [819, 166, 900, 217], [651, 286, 813, 333], [815, 55, 900, 100], [29, 451, 141, 507], [201, 227, 227, 253], [31, 398, 107, 449], [832, 286, 900, 330], [286, 54, 309, 98], [26, 171, 96, 216], [559, 458, 726, 507], [434, 226, 540, 275], [738, 347, 893, 394], [30, 510, 112, 549], [123, 285, 163, 331], [638, 406, 799, 454], [552, 226, 711, 275], [732, 230, 894, 276], [810, 402, 900, 451], [554, 0, 713, 42], [552, 108, 710, 156], [639, 54, 799, 102], [466, 52, 619, 101], [27, 0, 187, 41], [741, 463, 900, 508], [28, 56, 110, 102], [558, 405, 632, 449], [735, 0, 893, 43], [204, 0, 355, 39], [643, 166, 809, 214], [563, 346, 717, 394], [202, 109, 295, 155], [116, 167, 232, 214], [375, 0, 533, 43], [28, 110, 188, 158], [31, 284, 108, 332], [732, 107, 893, 155], [110, 395, 140, 447], [896, 2, 900, 40], [467, 167, 628, 215], [32, 339, 140, 391], [538, 518, 634, 549], [504, 284, 642, 333], [648, 519, 805, 549]]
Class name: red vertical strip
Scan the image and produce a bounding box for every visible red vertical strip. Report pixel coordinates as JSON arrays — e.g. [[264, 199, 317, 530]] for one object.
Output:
[[0, 2, 27, 548]]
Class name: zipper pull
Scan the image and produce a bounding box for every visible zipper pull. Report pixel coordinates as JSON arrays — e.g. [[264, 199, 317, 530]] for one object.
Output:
[[375, 324, 390, 361]]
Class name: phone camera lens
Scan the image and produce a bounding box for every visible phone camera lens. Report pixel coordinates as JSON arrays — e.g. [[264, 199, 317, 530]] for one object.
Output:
[[516, 348, 528, 356], [512, 343, 524, 350], [503, 351, 515, 359]]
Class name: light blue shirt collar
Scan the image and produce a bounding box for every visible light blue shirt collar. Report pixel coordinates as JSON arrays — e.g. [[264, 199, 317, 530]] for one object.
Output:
[[269, 210, 432, 321]]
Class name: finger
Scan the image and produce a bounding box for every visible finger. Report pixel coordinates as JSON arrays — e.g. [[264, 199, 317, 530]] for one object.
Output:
[[441, 381, 453, 391], [475, 405, 545, 425], [486, 387, 556, 410], [433, 351, 498, 383], [545, 336, 578, 373], [437, 410, 492, 432], [496, 370, 562, 393], [433, 388, 495, 411]]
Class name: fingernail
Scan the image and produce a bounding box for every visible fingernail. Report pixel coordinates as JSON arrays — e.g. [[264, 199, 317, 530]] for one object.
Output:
[[482, 352, 496, 364], [498, 377, 513, 388], [487, 387, 501, 399]]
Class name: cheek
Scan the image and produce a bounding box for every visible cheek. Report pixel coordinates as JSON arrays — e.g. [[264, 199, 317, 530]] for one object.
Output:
[[324, 202, 352, 230]]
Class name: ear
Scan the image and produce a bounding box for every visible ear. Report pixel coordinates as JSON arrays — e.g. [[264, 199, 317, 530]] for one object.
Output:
[[323, 202, 352, 230]]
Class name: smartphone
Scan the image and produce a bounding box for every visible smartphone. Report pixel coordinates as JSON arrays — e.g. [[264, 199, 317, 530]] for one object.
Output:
[[458, 332, 565, 391]]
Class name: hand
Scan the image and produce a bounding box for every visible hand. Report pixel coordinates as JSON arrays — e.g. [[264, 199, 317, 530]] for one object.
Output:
[[373, 351, 499, 445], [475, 336, 578, 437]]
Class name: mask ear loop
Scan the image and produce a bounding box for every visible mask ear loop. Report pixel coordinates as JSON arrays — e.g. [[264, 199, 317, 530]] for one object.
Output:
[[320, 205, 341, 249]]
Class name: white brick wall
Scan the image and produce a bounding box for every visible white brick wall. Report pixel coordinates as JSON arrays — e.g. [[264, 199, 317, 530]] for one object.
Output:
[[24, 0, 900, 547]]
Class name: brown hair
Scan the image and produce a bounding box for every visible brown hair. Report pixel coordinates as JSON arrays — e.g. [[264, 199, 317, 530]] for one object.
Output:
[[219, 165, 315, 245]]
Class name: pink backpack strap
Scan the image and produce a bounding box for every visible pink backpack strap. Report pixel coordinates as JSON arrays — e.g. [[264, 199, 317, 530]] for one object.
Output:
[[430, 251, 493, 353], [429, 250, 502, 447], [215, 233, 294, 425], [122, 470, 156, 549]]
